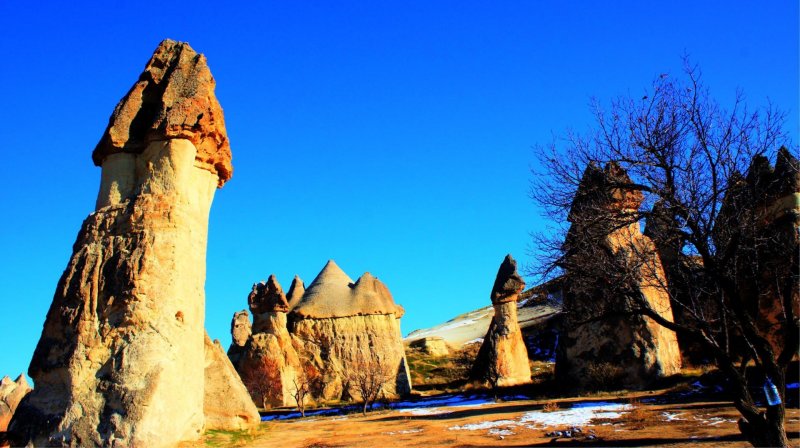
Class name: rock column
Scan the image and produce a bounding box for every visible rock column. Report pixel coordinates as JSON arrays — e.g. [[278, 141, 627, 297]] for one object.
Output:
[[10, 39, 237, 447], [470, 255, 532, 387]]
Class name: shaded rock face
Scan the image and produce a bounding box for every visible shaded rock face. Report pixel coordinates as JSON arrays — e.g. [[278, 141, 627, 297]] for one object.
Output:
[[556, 163, 681, 390], [719, 148, 800, 355], [470, 255, 532, 387], [233, 277, 301, 408], [0, 375, 31, 432], [203, 335, 260, 430], [408, 337, 450, 357], [289, 261, 411, 401], [9, 40, 253, 447]]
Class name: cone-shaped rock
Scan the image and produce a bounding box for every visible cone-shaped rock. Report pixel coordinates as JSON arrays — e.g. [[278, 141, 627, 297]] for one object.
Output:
[[289, 260, 411, 402], [470, 255, 532, 387], [556, 162, 681, 390], [203, 334, 260, 430], [286, 276, 306, 310], [9, 39, 251, 447], [227, 310, 252, 367]]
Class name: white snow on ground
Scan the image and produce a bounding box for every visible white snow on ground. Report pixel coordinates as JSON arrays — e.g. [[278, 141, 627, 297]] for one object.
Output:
[[447, 401, 631, 432], [519, 402, 631, 428], [449, 420, 517, 431], [488, 428, 515, 436], [661, 412, 686, 421], [464, 338, 484, 345], [383, 429, 424, 435]]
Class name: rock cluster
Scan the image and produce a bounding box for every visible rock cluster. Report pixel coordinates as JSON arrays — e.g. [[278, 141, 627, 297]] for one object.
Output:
[[556, 163, 681, 389], [9, 40, 257, 447], [231, 260, 411, 406], [235, 277, 302, 408], [469, 255, 532, 387], [0, 375, 31, 432]]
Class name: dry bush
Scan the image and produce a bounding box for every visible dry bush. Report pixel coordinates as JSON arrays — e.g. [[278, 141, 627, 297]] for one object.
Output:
[[291, 363, 323, 417], [623, 398, 658, 430], [585, 362, 626, 391], [542, 401, 560, 412]]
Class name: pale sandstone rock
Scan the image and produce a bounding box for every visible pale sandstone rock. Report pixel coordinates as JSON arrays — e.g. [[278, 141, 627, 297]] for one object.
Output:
[[231, 310, 252, 348], [9, 40, 238, 447], [0, 374, 32, 432], [556, 163, 681, 390], [289, 261, 411, 402], [203, 334, 260, 430], [470, 255, 532, 387], [286, 276, 305, 311], [408, 337, 450, 357]]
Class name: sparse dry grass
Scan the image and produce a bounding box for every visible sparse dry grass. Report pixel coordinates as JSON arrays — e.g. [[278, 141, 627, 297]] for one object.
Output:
[[542, 400, 560, 412]]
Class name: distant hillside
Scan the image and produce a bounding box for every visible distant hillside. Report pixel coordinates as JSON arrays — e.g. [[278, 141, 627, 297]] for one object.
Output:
[[404, 284, 562, 349]]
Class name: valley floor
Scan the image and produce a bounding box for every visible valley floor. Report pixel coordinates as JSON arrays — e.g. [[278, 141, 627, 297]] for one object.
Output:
[[199, 391, 800, 448]]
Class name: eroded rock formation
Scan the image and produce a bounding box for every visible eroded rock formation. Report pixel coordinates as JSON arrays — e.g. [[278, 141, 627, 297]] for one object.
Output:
[[0, 375, 31, 432], [9, 39, 256, 447], [556, 163, 681, 390], [469, 255, 532, 387], [290, 260, 411, 401], [233, 277, 302, 408], [232, 261, 411, 405], [719, 148, 800, 355]]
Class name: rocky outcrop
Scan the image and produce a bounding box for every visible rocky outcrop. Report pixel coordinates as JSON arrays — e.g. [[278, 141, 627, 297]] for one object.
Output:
[[233, 277, 302, 408], [469, 255, 532, 387], [408, 337, 450, 357], [289, 260, 411, 402], [286, 276, 305, 310], [556, 163, 681, 390], [0, 375, 31, 432], [203, 335, 261, 430], [718, 148, 800, 355], [9, 40, 255, 447], [227, 310, 252, 367]]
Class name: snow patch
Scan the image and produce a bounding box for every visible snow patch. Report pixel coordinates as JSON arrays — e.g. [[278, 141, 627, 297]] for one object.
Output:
[[449, 419, 517, 431], [519, 402, 631, 428]]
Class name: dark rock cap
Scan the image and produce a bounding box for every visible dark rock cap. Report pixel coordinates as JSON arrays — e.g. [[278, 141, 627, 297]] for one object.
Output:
[[93, 39, 232, 187], [491, 254, 525, 304]]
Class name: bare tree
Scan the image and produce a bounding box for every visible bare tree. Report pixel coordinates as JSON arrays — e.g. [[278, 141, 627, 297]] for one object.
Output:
[[530, 60, 797, 447], [345, 356, 394, 416], [240, 356, 282, 410], [291, 363, 322, 417]]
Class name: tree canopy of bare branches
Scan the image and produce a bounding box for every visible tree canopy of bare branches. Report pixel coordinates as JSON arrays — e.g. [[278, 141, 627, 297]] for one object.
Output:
[[530, 60, 798, 447]]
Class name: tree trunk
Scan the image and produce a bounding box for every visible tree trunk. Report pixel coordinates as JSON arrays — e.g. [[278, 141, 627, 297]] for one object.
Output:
[[738, 411, 789, 448], [362, 401, 368, 416]]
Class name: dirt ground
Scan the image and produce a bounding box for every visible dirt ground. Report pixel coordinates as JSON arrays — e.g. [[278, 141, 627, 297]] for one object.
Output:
[[198, 393, 800, 448]]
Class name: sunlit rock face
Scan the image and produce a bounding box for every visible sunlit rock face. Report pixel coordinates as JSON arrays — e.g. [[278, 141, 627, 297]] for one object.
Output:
[[203, 334, 261, 430], [0, 375, 31, 432], [556, 163, 681, 390], [9, 39, 254, 447], [289, 260, 411, 401], [470, 255, 532, 387]]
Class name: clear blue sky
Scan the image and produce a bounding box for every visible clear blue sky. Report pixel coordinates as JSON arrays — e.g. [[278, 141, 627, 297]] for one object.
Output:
[[0, 1, 797, 381]]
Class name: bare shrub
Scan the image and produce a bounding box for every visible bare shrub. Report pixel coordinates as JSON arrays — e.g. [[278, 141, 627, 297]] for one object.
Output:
[[585, 362, 626, 391], [240, 356, 282, 409], [344, 356, 394, 416]]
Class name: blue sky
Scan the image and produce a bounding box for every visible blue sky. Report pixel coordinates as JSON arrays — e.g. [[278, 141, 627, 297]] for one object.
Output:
[[0, 1, 797, 381]]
